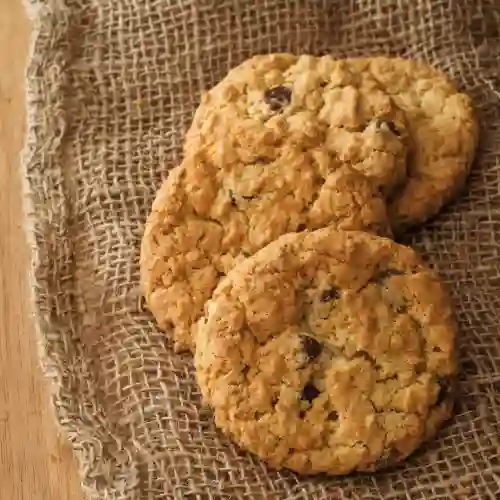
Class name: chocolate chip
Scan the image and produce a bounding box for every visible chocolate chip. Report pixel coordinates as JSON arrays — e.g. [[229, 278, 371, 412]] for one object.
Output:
[[263, 85, 292, 111], [300, 335, 322, 361], [433, 346, 442, 352], [414, 361, 426, 374], [435, 377, 456, 406], [299, 409, 306, 419], [301, 382, 321, 404], [296, 223, 306, 232], [320, 286, 340, 302], [327, 410, 339, 421]]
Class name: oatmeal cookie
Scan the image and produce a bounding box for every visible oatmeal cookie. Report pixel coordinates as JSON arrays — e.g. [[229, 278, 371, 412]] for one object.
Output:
[[348, 57, 478, 232], [195, 229, 458, 474], [140, 148, 392, 352], [185, 54, 409, 197]]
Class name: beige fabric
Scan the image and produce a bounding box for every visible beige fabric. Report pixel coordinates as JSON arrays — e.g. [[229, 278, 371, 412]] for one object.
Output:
[[23, 0, 500, 498]]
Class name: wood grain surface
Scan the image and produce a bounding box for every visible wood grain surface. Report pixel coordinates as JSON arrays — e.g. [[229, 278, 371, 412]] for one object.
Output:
[[0, 1, 83, 499]]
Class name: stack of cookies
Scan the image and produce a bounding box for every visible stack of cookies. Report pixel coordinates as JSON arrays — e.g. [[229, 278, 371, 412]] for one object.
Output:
[[140, 55, 478, 475]]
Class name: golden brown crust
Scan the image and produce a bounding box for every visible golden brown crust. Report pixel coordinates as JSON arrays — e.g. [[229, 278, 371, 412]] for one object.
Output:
[[140, 150, 392, 352], [195, 229, 458, 475], [347, 57, 479, 232], [185, 54, 409, 197], [187, 54, 478, 232]]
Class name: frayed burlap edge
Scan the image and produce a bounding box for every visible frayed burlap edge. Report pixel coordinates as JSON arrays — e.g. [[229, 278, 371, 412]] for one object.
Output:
[[22, 2, 107, 498]]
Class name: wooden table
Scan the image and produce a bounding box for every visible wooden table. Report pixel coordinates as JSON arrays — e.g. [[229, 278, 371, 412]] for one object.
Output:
[[0, 1, 83, 498]]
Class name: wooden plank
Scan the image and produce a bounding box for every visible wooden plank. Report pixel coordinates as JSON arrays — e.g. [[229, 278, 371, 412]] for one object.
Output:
[[0, 1, 83, 498]]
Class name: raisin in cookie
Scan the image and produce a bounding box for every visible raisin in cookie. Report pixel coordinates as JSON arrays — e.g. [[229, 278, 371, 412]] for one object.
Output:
[[185, 54, 408, 197], [195, 229, 457, 475], [140, 145, 392, 352], [348, 57, 478, 232]]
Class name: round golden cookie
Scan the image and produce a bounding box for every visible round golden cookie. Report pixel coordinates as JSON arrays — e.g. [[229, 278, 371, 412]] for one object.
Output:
[[195, 229, 458, 475], [140, 145, 393, 352], [185, 54, 409, 197], [348, 57, 478, 232]]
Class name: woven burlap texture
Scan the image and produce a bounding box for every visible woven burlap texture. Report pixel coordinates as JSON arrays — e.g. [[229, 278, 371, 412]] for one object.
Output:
[[23, 0, 500, 498]]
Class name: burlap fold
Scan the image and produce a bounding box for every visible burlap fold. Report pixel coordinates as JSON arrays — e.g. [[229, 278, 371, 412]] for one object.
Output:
[[23, 0, 500, 498]]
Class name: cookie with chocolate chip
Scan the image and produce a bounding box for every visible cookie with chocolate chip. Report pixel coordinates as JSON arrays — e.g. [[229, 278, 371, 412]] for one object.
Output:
[[141, 146, 393, 352], [195, 229, 458, 475], [185, 54, 409, 197], [347, 57, 478, 232]]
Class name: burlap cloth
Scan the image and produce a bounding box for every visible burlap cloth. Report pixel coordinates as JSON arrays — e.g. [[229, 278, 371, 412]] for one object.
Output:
[[23, 0, 500, 498]]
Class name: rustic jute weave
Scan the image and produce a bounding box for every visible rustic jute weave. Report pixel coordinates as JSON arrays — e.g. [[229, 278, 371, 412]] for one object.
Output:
[[23, 0, 500, 498]]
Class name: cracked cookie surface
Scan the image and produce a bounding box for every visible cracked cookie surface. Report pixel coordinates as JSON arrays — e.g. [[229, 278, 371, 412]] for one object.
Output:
[[348, 57, 478, 232], [140, 147, 393, 352], [185, 54, 408, 197], [195, 229, 458, 475]]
